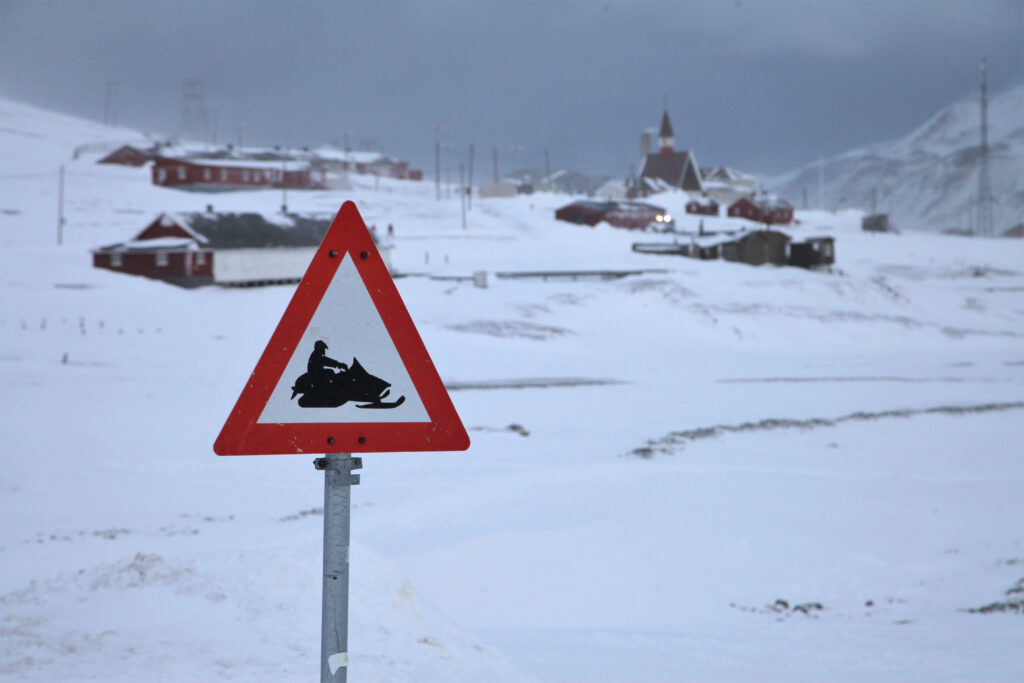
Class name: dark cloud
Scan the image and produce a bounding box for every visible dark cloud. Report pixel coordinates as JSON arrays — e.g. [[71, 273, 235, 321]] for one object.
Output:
[[1, 0, 1021, 176]]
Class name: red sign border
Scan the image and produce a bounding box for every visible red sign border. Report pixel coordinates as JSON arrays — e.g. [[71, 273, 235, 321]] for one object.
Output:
[[214, 201, 470, 455]]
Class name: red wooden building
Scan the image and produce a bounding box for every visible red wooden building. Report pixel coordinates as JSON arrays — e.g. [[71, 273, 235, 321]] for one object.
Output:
[[605, 202, 667, 229], [727, 195, 794, 225], [92, 212, 392, 288], [93, 214, 214, 287], [151, 157, 327, 192], [554, 201, 615, 226]]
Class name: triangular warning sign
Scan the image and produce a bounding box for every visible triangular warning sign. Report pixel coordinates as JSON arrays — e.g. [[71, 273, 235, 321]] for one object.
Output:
[[214, 202, 470, 455]]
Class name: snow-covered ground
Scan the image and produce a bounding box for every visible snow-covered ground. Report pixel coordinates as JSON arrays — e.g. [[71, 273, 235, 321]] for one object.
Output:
[[2, 98, 1023, 681]]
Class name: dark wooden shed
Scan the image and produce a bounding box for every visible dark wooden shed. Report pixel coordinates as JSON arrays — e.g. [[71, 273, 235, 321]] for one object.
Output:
[[720, 229, 791, 266], [789, 236, 835, 268]]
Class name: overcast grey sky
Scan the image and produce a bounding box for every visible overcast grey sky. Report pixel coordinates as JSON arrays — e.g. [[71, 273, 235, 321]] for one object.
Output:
[[1, 0, 1022, 177]]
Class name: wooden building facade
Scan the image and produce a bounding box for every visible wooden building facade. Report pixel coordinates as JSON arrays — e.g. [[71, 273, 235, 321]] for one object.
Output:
[[151, 157, 327, 192]]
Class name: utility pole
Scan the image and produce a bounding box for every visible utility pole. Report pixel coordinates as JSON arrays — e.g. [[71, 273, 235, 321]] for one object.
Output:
[[511, 145, 522, 180], [444, 144, 452, 199], [544, 149, 551, 189], [57, 165, 65, 246], [976, 57, 995, 237], [459, 164, 466, 230], [434, 126, 441, 201], [493, 146, 499, 183], [281, 159, 288, 213], [818, 152, 825, 211], [467, 144, 474, 211]]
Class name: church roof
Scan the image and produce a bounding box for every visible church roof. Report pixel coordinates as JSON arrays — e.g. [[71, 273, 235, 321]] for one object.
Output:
[[639, 149, 703, 192]]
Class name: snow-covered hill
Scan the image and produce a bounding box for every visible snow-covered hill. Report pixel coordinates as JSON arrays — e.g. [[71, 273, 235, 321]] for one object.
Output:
[[769, 82, 1024, 234], [2, 98, 1023, 681]]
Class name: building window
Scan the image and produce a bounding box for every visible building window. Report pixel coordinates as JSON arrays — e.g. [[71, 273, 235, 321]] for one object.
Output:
[[254, 171, 262, 183], [242, 171, 249, 182], [177, 167, 186, 181], [110, 253, 122, 267], [155, 252, 169, 267], [220, 169, 228, 181], [195, 251, 206, 265], [203, 169, 211, 181], [157, 168, 166, 183]]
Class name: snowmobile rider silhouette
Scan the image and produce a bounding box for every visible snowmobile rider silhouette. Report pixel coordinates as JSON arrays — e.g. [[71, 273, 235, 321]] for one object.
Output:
[[307, 339, 347, 377]]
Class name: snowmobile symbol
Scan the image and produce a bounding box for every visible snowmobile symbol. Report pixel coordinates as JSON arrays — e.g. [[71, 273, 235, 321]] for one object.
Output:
[[290, 340, 406, 409]]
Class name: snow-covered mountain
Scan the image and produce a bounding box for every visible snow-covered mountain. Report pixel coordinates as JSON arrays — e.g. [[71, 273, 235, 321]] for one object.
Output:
[[769, 82, 1024, 233]]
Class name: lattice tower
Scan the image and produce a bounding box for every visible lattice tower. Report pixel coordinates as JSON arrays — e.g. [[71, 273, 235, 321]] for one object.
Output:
[[976, 58, 995, 236]]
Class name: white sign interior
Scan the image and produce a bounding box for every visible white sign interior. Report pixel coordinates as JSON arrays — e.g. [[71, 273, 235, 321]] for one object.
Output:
[[258, 254, 430, 424]]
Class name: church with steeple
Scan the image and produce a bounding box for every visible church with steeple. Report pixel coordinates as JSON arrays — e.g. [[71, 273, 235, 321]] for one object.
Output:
[[637, 110, 703, 194]]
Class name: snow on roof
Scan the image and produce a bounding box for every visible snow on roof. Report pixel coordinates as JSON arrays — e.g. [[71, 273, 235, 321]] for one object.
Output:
[[174, 212, 339, 249], [701, 166, 754, 182], [687, 194, 717, 206], [123, 237, 199, 250], [311, 147, 388, 164], [753, 194, 793, 210], [158, 212, 209, 244], [640, 176, 674, 193], [691, 232, 741, 248]]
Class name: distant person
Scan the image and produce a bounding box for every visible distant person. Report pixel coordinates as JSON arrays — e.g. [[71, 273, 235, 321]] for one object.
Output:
[[387, 223, 394, 237]]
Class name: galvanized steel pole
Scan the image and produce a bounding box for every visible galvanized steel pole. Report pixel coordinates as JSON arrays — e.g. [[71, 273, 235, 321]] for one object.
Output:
[[315, 453, 361, 682]]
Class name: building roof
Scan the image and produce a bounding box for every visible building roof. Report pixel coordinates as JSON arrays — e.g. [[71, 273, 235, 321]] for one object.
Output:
[[701, 166, 754, 183], [638, 150, 703, 192], [686, 193, 718, 207], [96, 212, 357, 252]]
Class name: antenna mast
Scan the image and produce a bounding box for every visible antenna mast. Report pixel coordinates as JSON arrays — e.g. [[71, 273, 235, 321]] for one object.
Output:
[[976, 58, 995, 236]]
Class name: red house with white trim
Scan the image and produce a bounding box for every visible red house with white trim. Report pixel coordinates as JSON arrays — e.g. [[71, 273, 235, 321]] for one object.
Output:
[[93, 212, 392, 288]]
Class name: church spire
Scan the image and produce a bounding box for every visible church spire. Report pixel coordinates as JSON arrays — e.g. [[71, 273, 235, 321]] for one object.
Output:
[[659, 110, 675, 155]]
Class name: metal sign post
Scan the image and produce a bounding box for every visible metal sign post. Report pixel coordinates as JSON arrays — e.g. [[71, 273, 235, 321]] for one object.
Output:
[[314, 454, 362, 682]]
